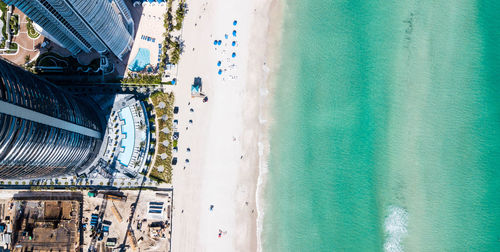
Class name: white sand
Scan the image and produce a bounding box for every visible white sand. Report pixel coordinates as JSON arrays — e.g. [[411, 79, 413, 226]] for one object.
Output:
[[168, 0, 278, 250]]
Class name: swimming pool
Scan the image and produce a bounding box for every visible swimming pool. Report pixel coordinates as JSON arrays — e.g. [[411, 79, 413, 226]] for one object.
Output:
[[118, 107, 135, 167], [128, 48, 150, 72]]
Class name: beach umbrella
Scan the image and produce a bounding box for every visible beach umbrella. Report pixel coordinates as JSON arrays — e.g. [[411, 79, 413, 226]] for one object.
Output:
[[218, 40, 222, 45], [233, 20, 237, 26], [161, 127, 169, 134], [218, 69, 222, 75], [213, 40, 217, 45], [225, 34, 228, 39], [232, 52, 236, 58], [232, 41, 236, 46], [217, 61, 221, 66], [232, 30, 237, 36]]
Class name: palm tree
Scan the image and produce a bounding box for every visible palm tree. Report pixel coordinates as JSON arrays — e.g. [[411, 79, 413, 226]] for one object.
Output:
[[134, 160, 141, 168]]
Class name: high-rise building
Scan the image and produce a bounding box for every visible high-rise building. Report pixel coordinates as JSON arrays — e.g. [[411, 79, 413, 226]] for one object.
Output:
[[0, 58, 103, 179], [5, 0, 134, 59]]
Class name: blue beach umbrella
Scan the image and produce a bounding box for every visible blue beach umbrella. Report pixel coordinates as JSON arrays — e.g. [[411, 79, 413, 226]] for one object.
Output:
[[232, 30, 237, 36], [232, 52, 236, 58], [233, 20, 237, 26], [218, 69, 222, 75], [232, 41, 236, 46], [217, 61, 221, 66], [225, 34, 228, 39], [213, 40, 217, 45], [218, 40, 222, 45]]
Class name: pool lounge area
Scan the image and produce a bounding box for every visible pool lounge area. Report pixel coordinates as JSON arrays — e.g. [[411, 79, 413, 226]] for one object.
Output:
[[118, 107, 135, 167]]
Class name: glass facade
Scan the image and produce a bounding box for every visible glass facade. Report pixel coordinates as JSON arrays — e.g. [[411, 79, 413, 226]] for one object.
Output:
[[4, 0, 133, 59], [0, 58, 102, 179]]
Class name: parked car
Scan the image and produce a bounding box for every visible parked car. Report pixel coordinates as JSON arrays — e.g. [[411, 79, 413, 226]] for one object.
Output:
[[172, 157, 177, 165]]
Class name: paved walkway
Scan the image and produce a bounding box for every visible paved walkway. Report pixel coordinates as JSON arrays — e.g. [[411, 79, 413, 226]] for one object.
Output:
[[0, 8, 45, 65]]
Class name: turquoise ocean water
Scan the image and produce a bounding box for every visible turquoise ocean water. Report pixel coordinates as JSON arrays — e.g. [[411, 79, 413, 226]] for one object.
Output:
[[263, 0, 499, 251]]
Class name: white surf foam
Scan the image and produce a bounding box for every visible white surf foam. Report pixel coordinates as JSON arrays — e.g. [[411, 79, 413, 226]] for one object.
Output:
[[260, 87, 269, 96], [384, 206, 409, 252], [256, 140, 269, 252]]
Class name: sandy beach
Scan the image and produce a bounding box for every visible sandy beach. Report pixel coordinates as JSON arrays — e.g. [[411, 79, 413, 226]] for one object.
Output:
[[168, 0, 279, 250]]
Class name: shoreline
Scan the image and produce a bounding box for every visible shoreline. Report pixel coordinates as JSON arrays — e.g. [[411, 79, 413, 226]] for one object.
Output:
[[255, 0, 285, 251]]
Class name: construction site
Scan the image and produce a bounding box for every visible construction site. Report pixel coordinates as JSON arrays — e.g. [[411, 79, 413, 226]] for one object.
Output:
[[82, 189, 172, 252], [0, 189, 172, 252], [0, 191, 83, 252]]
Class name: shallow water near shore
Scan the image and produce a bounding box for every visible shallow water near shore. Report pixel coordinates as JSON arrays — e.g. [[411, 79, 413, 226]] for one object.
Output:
[[262, 0, 500, 251]]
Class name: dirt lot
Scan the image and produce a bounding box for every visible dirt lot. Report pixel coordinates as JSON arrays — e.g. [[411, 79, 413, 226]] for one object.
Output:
[[82, 190, 172, 251]]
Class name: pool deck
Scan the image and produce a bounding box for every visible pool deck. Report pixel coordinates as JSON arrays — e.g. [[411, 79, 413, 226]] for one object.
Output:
[[124, 4, 166, 76]]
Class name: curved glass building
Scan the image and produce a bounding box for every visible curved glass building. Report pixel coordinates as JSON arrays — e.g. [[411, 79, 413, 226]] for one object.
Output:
[[5, 0, 134, 59], [0, 58, 103, 179]]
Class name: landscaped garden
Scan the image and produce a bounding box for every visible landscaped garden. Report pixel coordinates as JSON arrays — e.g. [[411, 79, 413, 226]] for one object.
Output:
[[26, 17, 39, 38], [0, 1, 8, 48], [9, 14, 18, 35], [148, 91, 175, 183]]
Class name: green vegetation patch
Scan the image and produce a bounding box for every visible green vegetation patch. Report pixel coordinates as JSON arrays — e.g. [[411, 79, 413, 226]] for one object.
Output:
[[174, 0, 186, 31], [26, 17, 40, 39], [0, 1, 8, 45], [149, 91, 175, 183], [4, 41, 17, 54], [9, 14, 18, 35], [121, 73, 161, 84]]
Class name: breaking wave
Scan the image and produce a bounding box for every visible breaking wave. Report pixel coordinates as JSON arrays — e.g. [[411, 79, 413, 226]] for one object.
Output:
[[384, 206, 408, 252]]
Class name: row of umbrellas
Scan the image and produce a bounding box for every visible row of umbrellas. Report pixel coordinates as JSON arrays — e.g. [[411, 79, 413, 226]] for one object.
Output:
[[213, 40, 238, 47], [216, 20, 238, 75]]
